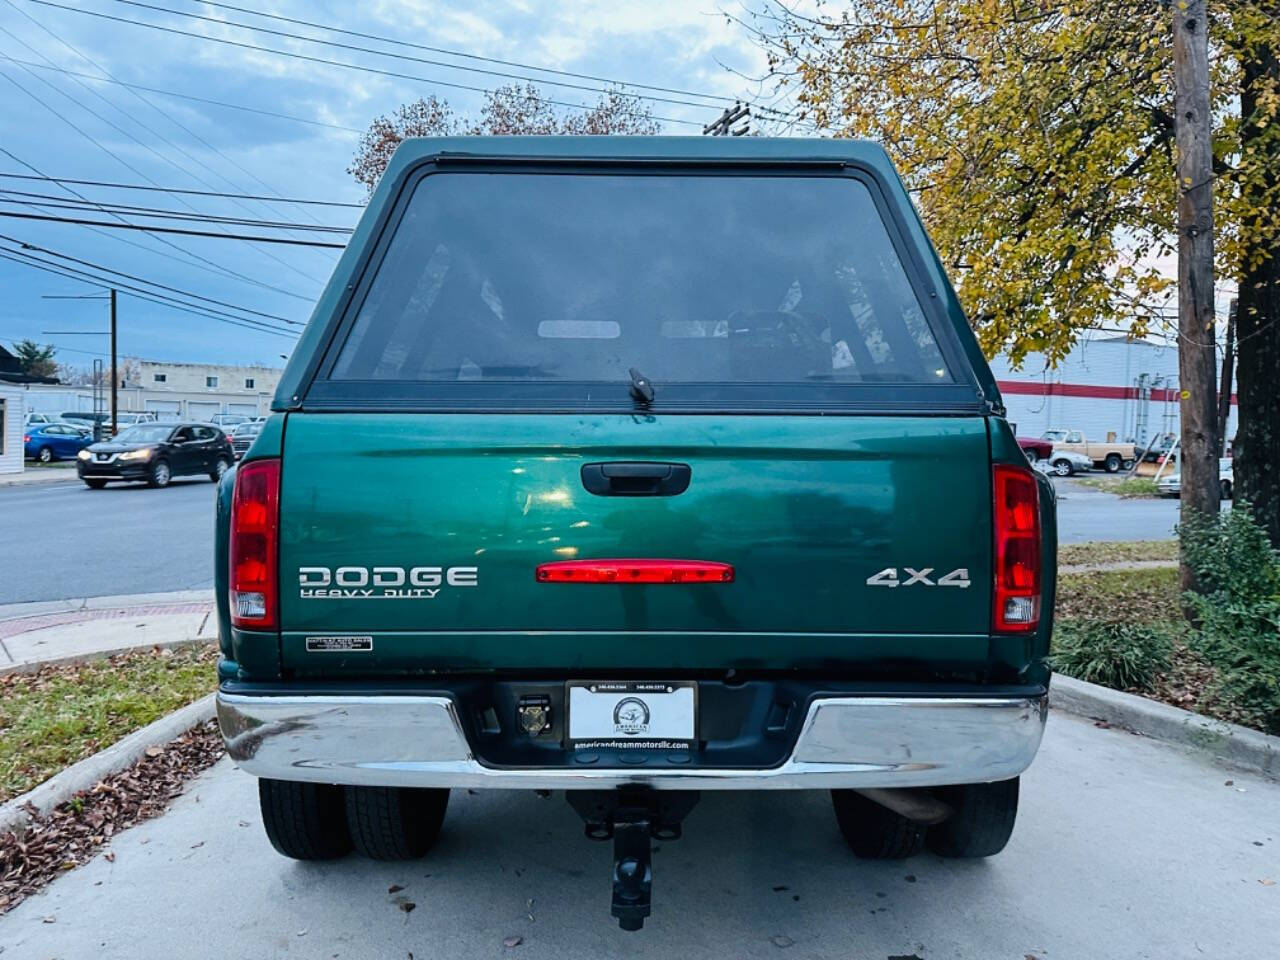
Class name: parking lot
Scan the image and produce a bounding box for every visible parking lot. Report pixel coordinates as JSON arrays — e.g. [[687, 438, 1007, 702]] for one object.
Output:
[[4, 710, 1276, 960]]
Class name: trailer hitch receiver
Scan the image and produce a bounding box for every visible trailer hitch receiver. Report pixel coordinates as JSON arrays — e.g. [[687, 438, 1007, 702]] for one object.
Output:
[[567, 789, 700, 931]]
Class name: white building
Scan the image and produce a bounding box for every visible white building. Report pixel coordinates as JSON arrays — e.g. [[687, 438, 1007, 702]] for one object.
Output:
[[17, 360, 283, 423], [989, 334, 1237, 447], [0, 381, 23, 474]]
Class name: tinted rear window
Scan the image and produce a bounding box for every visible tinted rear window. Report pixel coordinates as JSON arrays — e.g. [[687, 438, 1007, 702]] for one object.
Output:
[[330, 173, 952, 386]]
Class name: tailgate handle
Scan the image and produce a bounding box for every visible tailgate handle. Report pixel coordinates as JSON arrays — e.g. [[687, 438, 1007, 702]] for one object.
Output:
[[581, 461, 691, 497]]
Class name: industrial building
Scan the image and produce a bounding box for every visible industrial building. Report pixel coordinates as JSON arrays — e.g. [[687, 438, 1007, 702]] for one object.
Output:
[[989, 334, 1236, 448]]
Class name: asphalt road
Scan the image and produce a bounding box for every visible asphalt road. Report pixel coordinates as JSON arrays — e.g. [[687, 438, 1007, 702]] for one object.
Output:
[[0, 472, 217, 604], [4, 711, 1276, 959], [1052, 478, 1183, 543]]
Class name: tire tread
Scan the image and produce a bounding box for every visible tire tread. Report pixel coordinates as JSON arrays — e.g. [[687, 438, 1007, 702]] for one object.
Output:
[[831, 789, 926, 859], [927, 778, 1019, 858], [258, 778, 351, 860], [344, 786, 448, 861]]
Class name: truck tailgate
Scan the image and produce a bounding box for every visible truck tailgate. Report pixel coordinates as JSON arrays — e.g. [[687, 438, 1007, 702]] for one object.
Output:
[[278, 413, 993, 674]]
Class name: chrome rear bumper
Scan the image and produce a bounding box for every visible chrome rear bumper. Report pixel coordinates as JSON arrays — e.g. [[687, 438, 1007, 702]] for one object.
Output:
[[217, 692, 1047, 790]]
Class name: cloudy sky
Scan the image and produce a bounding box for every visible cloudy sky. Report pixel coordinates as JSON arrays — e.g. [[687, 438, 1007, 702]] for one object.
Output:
[[0, 0, 783, 371]]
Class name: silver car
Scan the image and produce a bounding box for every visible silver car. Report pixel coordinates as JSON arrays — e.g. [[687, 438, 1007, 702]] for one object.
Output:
[[1157, 458, 1233, 500]]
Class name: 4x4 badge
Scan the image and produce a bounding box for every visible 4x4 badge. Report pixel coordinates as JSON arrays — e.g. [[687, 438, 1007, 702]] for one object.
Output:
[[866, 567, 970, 588]]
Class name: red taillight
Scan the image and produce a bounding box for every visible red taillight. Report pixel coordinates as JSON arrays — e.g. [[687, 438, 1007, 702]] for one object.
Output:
[[230, 458, 280, 629], [993, 464, 1041, 633], [23, 434, 31, 443], [536, 559, 734, 584]]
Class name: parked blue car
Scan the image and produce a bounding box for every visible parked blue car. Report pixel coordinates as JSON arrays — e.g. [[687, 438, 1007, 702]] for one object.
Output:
[[24, 423, 92, 463]]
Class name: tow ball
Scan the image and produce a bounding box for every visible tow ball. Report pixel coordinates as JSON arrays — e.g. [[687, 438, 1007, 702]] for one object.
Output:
[[567, 789, 700, 931]]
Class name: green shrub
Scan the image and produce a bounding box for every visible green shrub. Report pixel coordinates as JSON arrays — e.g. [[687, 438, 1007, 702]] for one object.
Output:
[[1180, 504, 1280, 733], [1051, 619, 1174, 691]]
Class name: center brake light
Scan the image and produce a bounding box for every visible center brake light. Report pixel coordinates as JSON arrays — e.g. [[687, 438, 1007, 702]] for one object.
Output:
[[993, 463, 1042, 633], [230, 458, 280, 629], [536, 559, 734, 584]]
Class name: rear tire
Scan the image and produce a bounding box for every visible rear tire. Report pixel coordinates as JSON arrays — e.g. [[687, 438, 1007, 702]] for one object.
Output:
[[831, 789, 926, 859], [84, 479, 107, 489], [927, 778, 1019, 858], [1022, 448, 1038, 464], [258, 778, 352, 860], [210, 457, 231, 482], [1104, 453, 1122, 473], [345, 786, 449, 860]]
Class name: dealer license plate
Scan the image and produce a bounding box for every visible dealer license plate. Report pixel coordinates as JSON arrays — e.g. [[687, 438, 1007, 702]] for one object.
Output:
[[566, 681, 697, 749]]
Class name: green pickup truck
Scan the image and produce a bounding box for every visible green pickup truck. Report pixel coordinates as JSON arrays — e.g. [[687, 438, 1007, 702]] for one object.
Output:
[[215, 136, 1055, 930]]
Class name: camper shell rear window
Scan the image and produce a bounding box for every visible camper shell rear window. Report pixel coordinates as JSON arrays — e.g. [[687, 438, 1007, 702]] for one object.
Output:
[[306, 164, 980, 413]]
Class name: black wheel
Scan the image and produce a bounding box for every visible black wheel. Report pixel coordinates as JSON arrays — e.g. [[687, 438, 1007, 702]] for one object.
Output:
[[258, 778, 352, 860], [36, 446, 53, 463], [147, 458, 171, 488], [927, 778, 1019, 858], [1104, 453, 1122, 473], [345, 786, 449, 860], [1022, 448, 1038, 464], [84, 478, 108, 489], [1052, 458, 1074, 477], [831, 789, 926, 859], [210, 457, 231, 482], [1220, 479, 1232, 500]]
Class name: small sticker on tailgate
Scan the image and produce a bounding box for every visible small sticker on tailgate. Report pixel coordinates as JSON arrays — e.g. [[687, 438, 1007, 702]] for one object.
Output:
[[305, 635, 373, 652]]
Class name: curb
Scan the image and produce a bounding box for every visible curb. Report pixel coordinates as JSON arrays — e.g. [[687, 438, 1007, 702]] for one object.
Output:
[[1050, 674, 1278, 779], [0, 589, 215, 624], [0, 636, 207, 677], [0, 694, 217, 835]]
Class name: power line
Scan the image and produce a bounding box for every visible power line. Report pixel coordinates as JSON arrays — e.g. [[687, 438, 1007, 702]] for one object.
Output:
[[0, 11, 329, 285], [0, 208, 347, 246], [0, 191, 353, 232], [7, 1, 350, 238], [0, 65, 317, 300], [0, 242, 298, 330], [0, 248, 298, 337], [161, 0, 752, 108], [0, 54, 361, 133], [29, 0, 705, 127], [106, 0, 752, 114], [0, 171, 364, 207], [1, 233, 303, 323]]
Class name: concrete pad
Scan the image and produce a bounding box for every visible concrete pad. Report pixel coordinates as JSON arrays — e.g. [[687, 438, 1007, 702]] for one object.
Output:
[[3, 711, 1277, 959], [2, 612, 209, 669]]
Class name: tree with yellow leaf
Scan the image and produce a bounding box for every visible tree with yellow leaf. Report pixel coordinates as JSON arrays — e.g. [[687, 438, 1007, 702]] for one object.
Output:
[[748, 0, 1280, 543]]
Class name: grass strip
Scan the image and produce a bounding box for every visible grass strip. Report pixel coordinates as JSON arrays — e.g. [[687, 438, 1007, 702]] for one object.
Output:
[[0, 644, 217, 804]]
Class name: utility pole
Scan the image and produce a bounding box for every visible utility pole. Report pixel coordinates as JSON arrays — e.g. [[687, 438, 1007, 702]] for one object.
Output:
[[109, 287, 118, 436], [703, 102, 750, 136], [1172, 0, 1220, 589]]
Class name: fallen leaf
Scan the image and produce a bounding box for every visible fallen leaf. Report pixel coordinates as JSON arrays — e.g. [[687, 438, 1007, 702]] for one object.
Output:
[[297, 929, 308, 937], [238, 820, 249, 828], [399, 901, 416, 914], [904, 875, 917, 883], [104, 851, 115, 863], [503, 936, 523, 948], [1261, 878, 1276, 886], [43, 916, 56, 924], [1225, 780, 1234, 786], [144, 746, 164, 758], [772, 885, 789, 892], [189, 841, 204, 849], [770, 935, 794, 948], [388, 884, 404, 894]]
